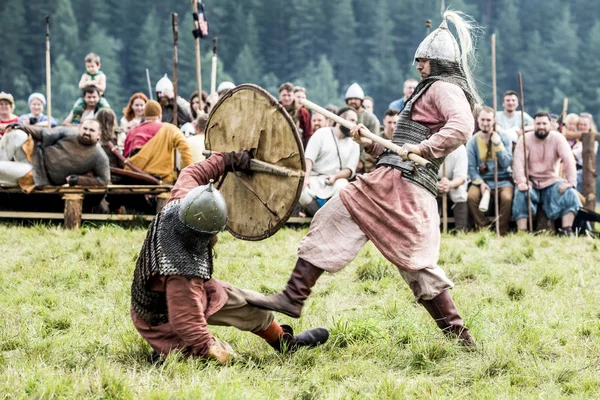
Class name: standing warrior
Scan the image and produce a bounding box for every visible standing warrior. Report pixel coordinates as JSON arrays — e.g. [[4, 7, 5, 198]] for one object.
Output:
[[130, 152, 329, 363], [248, 11, 482, 346]]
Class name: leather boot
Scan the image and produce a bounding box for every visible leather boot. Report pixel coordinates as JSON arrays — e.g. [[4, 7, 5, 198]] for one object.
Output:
[[303, 199, 321, 217], [246, 258, 324, 318], [268, 325, 330, 353], [419, 290, 476, 347], [453, 201, 469, 232]]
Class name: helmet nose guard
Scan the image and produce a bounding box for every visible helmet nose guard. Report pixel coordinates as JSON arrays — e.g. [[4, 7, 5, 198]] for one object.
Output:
[[178, 180, 228, 234]]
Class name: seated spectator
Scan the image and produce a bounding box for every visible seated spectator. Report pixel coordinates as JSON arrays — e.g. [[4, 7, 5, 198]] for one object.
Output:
[[18, 93, 58, 128], [189, 90, 208, 120], [496, 90, 533, 145], [63, 85, 110, 126], [562, 113, 580, 145], [466, 107, 513, 235], [1, 119, 109, 191], [572, 113, 599, 193], [345, 83, 379, 173], [380, 109, 399, 141], [388, 78, 418, 111], [311, 112, 327, 132], [279, 82, 312, 148], [363, 95, 375, 115], [0, 92, 19, 136], [187, 112, 207, 163], [437, 145, 469, 232], [512, 112, 581, 235], [299, 107, 360, 216], [97, 108, 125, 169], [120, 93, 148, 131], [155, 74, 193, 128], [124, 100, 192, 184], [78, 53, 107, 95]]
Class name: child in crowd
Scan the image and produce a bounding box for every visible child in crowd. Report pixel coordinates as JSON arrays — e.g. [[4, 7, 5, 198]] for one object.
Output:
[[78, 53, 107, 95], [562, 113, 579, 148]]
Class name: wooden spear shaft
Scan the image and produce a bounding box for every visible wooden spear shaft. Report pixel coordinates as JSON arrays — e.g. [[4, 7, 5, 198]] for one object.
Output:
[[518, 73, 533, 233], [301, 98, 433, 169], [172, 13, 179, 127], [193, 1, 202, 98], [45, 16, 52, 128], [491, 33, 500, 237], [442, 163, 448, 233], [211, 38, 218, 94]]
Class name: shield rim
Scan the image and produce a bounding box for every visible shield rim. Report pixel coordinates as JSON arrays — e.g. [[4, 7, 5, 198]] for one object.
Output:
[[206, 83, 306, 241]]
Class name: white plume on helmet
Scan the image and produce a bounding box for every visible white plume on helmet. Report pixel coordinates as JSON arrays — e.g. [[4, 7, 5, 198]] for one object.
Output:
[[345, 83, 364, 101], [155, 74, 174, 93], [414, 10, 482, 105]]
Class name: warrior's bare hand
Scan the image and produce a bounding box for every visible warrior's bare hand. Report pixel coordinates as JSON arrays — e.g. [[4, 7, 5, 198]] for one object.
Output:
[[206, 339, 233, 365], [350, 124, 372, 146], [399, 143, 421, 161]]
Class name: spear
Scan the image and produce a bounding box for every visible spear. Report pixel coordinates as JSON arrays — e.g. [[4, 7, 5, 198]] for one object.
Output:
[[172, 13, 179, 127], [518, 73, 533, 233], [45, 16, 52, 128], [193, 0, 202, 98], [211, 38, 218, 94], [491, 33, 500, 237]]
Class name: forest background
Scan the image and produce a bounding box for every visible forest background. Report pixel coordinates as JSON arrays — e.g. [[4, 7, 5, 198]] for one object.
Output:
[[0, 0, 598, 123]]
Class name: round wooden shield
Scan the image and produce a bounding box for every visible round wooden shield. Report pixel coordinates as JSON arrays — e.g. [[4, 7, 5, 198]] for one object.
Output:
[[205, 84, 305, 241]]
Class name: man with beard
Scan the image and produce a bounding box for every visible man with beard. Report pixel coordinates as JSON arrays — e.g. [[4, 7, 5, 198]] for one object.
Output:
[[248, 12, 481, 347], [512, 112, 581, 234], [466, 107, 513, 235], [345, 83, 380, 174], [63, 86, 110, 126], [0, 119, 109, 190], [299, 107, 360, 216], [130, 152, 329, 364], [311, 112, 327, 132], [155, 74, 193, 128], [279, 82, 312, 148]]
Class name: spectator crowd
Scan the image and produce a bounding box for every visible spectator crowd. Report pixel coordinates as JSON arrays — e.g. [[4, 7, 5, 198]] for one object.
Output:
[[0, 52, 598, 235]]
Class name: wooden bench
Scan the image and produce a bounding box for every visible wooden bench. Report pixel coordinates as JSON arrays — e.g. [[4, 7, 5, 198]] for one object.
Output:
[[0, 185, 173, 229]]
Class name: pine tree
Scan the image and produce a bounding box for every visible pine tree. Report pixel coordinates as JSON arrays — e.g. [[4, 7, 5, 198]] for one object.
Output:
[[234, 45, 262, 85], [53, 0, 81, 60], [494, 0, 523, 94], [51, 55, 81, 119], [295, 55, 340, 107], [0, 0, 30, 98], [328, 0, 357, 86]]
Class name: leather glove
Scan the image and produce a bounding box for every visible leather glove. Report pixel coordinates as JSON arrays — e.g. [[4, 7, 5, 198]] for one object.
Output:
[[223, 150, 253, 172], [205, 338, 233, 365]]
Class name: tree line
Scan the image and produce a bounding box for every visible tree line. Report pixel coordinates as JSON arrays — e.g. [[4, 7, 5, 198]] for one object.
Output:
[[1, 0, 598, 121]]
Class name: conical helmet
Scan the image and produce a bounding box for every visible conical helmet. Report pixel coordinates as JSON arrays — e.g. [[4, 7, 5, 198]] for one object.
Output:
[[414, 19, 460, 62], [344, 83, 364, 100], [155, 74, 174, 93], [178, 180, 228, 233]]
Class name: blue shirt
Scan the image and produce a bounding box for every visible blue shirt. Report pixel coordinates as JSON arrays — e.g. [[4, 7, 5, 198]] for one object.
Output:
[[388, 98, 405, 111]]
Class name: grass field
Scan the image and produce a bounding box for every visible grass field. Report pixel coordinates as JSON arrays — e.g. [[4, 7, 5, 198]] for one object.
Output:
[[1, 223, 600, 399]]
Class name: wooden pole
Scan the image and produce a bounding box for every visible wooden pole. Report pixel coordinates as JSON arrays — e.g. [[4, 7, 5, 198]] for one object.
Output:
[[491, 33, 500, 237], [63, 194, 83, 229], [45, 16, 52, 128], [193, 1, 202, 98], [301, 98, 433, 169], [426, 20, 432, 35], [172, 13, 179, 127], [518, 73, 533, 232], [582, 130, 596, 230], [211, 38, 218, 94]]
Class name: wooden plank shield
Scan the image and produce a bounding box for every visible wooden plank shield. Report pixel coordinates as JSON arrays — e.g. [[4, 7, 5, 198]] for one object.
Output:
[[205, 84, 305, 241]]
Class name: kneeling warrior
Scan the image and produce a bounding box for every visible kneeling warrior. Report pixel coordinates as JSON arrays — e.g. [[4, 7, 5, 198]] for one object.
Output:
[[130, 152, 329, 363], [248, 11, 482, 346]]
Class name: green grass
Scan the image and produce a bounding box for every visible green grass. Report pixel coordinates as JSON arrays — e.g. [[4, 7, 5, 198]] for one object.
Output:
[[1, 224, 600, 398]]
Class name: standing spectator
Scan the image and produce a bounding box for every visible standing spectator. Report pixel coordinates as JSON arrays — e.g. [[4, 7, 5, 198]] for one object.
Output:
[[437, 146, 469, 232], [155, 74, 193, 128], [562, 113, 580, 147], [120, 93, 148, 132], [279, 82, 312, 148], [388, 78, 418, 111], [187, 112, 208, 164], [345, 83, 380, 173], [572, 113, 598, 192], [18, 93, 58, 128], [97, 108, 125, 169], [0, 92, 19, 136], [78, 53, 107, 95], [466, 107, 513, 235], [512, 112, 581, 234], [294, 86, 307, 108], [63, 86, 110, 126], [299, 107, 360, 216], [381, 109, 399, 140], [363, 96, 375, 114], [496, 90, 534, 145], [311, 112, 327, 132], [189, 90, 208, 120]]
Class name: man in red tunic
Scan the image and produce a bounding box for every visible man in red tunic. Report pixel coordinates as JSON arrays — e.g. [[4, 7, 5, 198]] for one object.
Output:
[[130, 152, 329, 364], [247, 11, 482, 346]]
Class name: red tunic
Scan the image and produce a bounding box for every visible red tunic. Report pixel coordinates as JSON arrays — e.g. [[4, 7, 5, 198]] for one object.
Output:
[[339, 81, 474, 271]]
